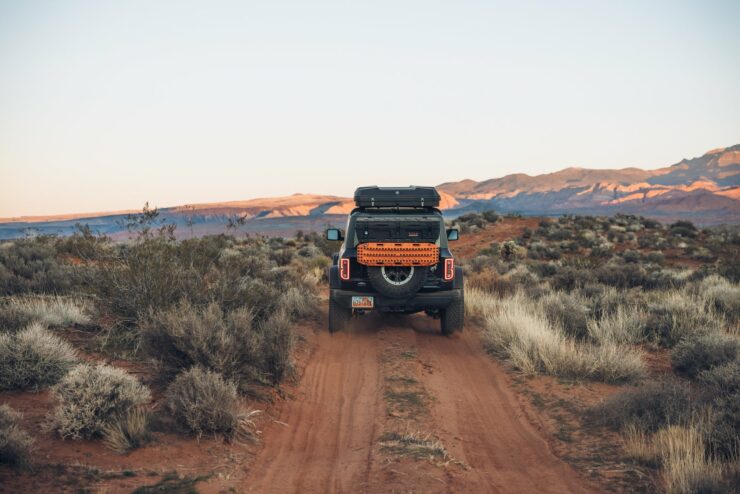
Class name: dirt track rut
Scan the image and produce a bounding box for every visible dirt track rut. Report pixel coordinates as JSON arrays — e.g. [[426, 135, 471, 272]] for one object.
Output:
[[245, 314, 594, 493]]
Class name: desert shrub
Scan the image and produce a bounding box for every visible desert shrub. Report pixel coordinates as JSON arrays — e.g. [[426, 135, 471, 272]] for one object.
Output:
[[464, 288, 498, 320], [621, 250, 641, 263], [467, 268, 517, 297], [482, 210, 500, 223], [596, 262, 647, 288], [0, 301, 34, 333], [641, 292, 721, 348], [51, 363, 151, 440], [482, 293, 644, 383], [589, 379, 692, 433], [0, 237, 78, 295], [671, 333, 738, 378], [270, 247, 296, 266], [165, 367, 240, 438], [102, 406, 152, 453], [94, 237, 199, 323], [258, 310, 294, 384], [670, 221, 698, 239], [716, 256, 740, 283], [501, 241, 525, 261], [588, 306, 645, 345], [141, 301, 294, 387], [5, 295, 91, 328], [698, 275, 740, 324], [547, 228, 572, 241], [0, 404, 34, 469], [541, 291, 591, 340], [277, 286, 318, 319], [528, 241, 561, 260], [94, 234, 311, 326], [56, 224, 111, 260], [549, 265, 594, 291], [697, 360, 740, 459], [0, 323, 77, 391], [656, 424, 724, 494]]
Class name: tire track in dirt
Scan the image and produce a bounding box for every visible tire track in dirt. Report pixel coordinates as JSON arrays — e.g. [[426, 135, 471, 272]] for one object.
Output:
[[246, 326, 383, 493], [407, 316, 593, 493], [245, 314, 595, 493]]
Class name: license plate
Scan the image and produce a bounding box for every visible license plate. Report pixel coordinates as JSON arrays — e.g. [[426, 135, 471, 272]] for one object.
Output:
[[352, 296, 374, 309]]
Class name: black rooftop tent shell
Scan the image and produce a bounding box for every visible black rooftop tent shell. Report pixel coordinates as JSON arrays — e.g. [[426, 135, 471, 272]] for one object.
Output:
[[353, 186, 441, 209]]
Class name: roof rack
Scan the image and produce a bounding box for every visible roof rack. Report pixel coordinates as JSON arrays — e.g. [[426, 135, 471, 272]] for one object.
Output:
[[353, 186, 441, 209]]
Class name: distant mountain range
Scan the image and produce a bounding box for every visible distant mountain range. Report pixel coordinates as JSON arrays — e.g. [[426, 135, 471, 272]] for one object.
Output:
[[1, 145, 738, 239]]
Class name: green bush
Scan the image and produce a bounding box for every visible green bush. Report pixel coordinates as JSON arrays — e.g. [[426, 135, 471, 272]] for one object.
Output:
[[165, 367, 240, 438], [0, 404, 34, 469], [0, 323, 77, 391], [671, 333, 738, 378], [51, 363, 151, 440]]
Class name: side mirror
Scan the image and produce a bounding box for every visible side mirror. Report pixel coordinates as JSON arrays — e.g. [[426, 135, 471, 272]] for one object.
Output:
[[446, 228, 459, 241], [326, 228, 343, 241]]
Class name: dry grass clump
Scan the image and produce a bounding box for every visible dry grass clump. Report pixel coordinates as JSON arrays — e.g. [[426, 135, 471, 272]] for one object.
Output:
[[51, 363, 151, 440], [0, 322, 77, 391], [588, 306, 644, 345], [0, 404, 34, 469], [698, 275, 740, 325], [464, 287, 498, 320], [641, 291, 722, 348], [657, 424, 725, 494], [540, 291, 591, 340], [379, 430, 451, 462], [622, 421, 726, 494], [6, 295, 92, 328], [165, 367, 248, 439], [141, 301, 294, 388], [480, 293, 645, 383], [0, 301, 34, 333], [102, 406, 152, 453]]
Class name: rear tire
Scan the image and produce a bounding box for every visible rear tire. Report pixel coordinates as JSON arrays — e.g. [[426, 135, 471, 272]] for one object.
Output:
[[441, 293, 464, 336], [329, 296, 350, 333], [367, 266, 427, 299]]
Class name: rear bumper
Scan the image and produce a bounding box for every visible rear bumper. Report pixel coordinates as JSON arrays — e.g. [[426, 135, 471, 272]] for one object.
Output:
[[330, 288, 462, 312]]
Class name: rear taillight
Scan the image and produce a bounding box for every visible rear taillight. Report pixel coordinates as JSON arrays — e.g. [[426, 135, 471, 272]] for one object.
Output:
[[340, 258, 350, 280], [443, 258, 455, 281]]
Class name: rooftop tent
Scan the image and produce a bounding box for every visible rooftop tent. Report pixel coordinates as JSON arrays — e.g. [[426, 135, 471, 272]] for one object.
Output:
[[353, 186, 441, 209]]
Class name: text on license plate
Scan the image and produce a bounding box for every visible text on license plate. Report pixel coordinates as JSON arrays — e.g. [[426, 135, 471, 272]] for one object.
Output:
[[351, 296, 374, 309]]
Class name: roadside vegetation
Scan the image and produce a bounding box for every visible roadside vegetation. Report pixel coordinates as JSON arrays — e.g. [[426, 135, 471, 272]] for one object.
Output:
[[0, 207, 329, 481], [456, 211, 739, 493]]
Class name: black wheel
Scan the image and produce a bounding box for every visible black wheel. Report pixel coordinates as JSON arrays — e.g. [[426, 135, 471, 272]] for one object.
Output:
[[329, 296, 350, 333], [441, 292, 464, 336], [367, 266, 427, 299]]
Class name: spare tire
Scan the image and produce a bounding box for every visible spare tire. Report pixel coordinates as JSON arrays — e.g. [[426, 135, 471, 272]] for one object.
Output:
[[367, 266, 427, 299]]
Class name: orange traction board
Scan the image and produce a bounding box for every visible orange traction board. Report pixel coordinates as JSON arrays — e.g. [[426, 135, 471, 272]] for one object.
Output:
[[357, 242, 439, 267]]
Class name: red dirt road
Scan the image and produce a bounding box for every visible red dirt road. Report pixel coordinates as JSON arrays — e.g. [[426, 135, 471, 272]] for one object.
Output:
[[244, 314, 595, 493]]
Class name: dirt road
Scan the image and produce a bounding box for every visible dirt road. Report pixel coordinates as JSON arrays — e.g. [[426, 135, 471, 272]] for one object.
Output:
[[245, 314, 594, 493]]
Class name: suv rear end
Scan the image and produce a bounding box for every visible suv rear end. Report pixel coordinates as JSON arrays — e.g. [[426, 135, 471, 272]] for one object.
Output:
[[326, 186, 464, 335]]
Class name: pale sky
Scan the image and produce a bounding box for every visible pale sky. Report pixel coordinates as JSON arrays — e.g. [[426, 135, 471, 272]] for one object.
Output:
[[1, 0, 739, 217]]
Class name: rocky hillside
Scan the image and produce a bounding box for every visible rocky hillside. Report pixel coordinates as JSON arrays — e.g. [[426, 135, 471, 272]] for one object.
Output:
[[1, 146, 737, 239], [440, 145, 739, 224]]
